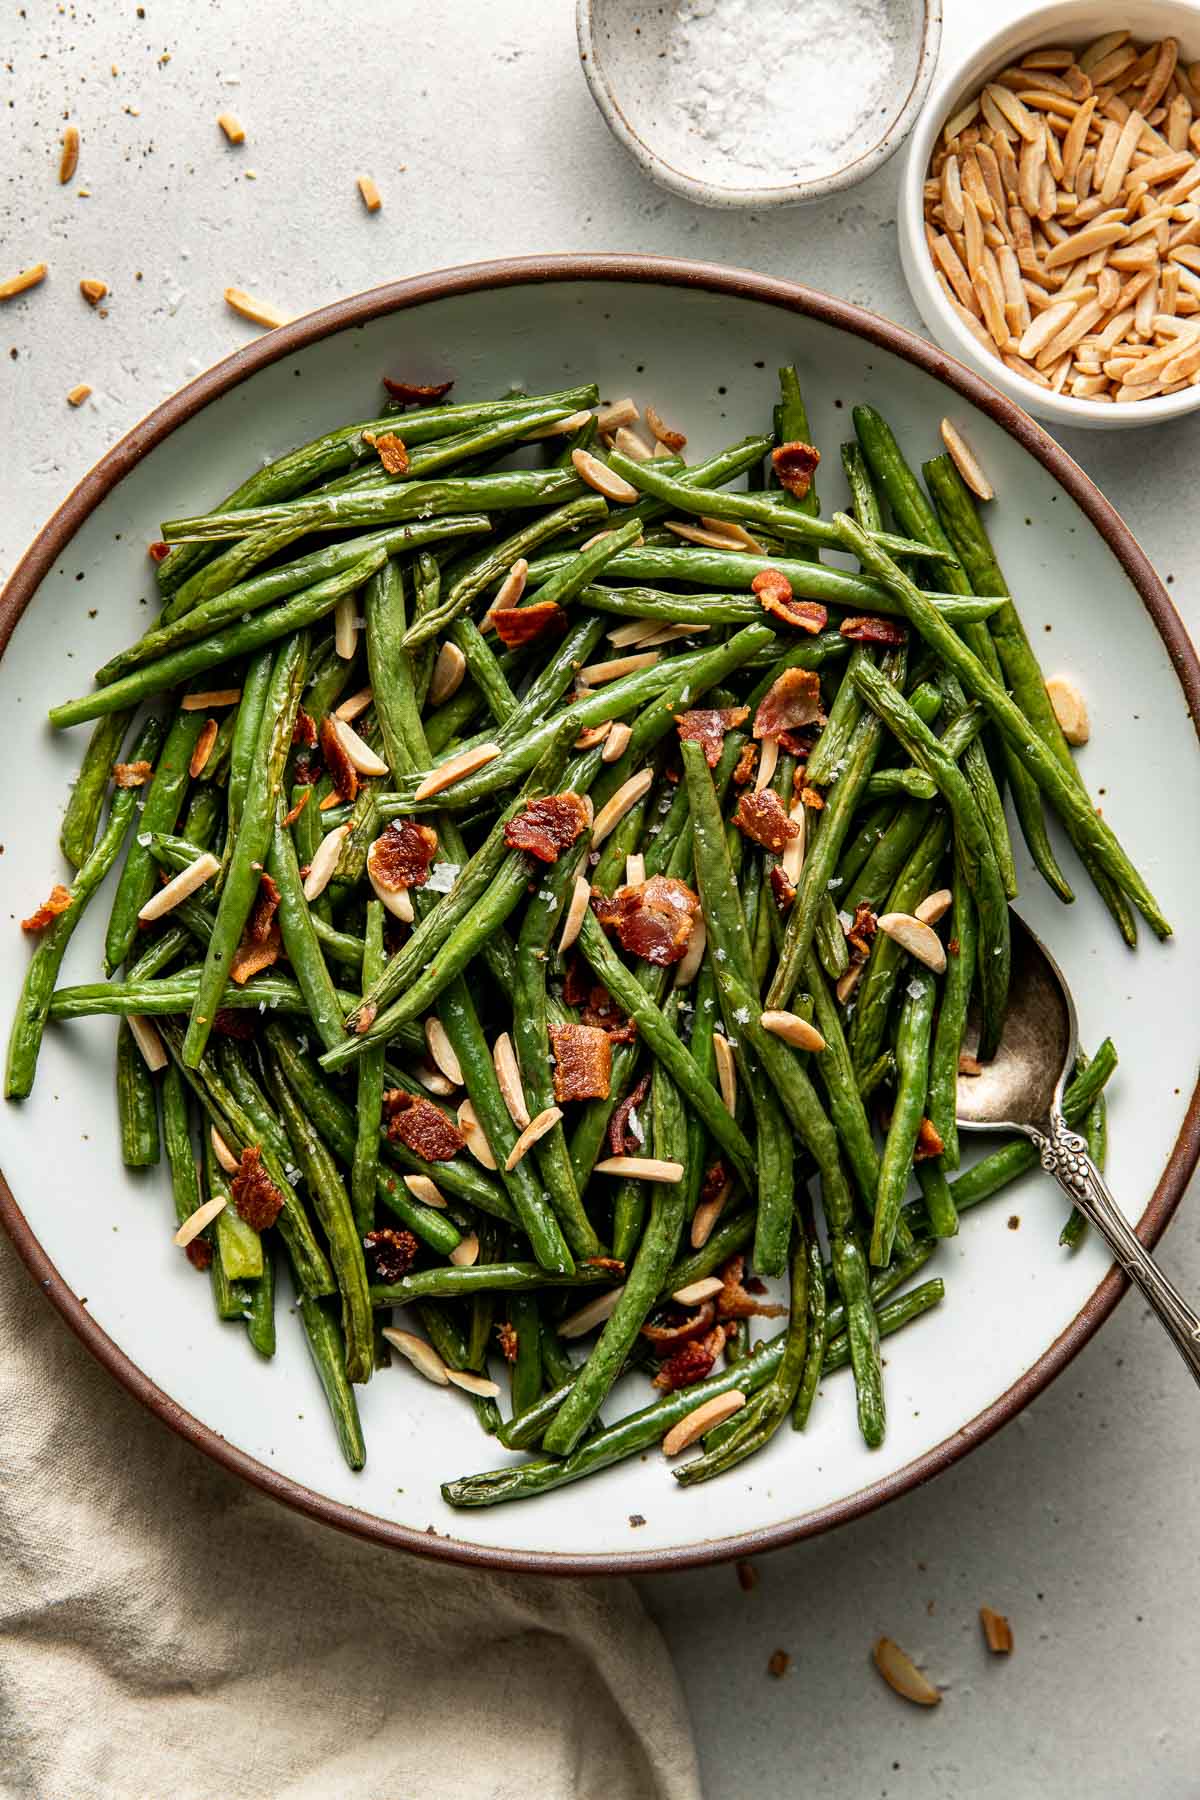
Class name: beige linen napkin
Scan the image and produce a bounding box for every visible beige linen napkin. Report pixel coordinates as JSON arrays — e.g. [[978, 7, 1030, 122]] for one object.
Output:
[[0, 1236, 700, 1800]]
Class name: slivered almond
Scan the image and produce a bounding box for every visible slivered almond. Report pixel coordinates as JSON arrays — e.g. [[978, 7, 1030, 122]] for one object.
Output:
[[613, 425, 653, 461], [403, 1174, 447, 1208], [673, 914, 707, 988], [781, 803, 806, 883], [577, 652, 659, 686], [382, 1328, 449, 1384], [449, 1232, 480, 1267], [664, 518, 766, 553], [127, 1014, 167, 1072], [571, 447, 639, 503], [413, 743, 501, 801], [67, 383, 92, 407], [600, 719, 633, 764], [985, 83, 1040, 142], [224, 287, 290, 330], [873, 1638, 942, 1706], [661, 1390, 747, 1456], [876, 912, 947, 972], [446, 1368, 501, 1398], [914, 888, 953, 925], [591, 768, 653, 844], [607, 618, 663, 648], [173, 1195, 227, 1248], [138, 852, 221, 921], [333, 685, 373, 723], [302, 825, 348, 901], [368, 863, 414, 923], [334, 591, 358, 659], [940, 154, 965, 231], [690, 1174, 733, 1247], [595, 396, 638, 432], [939, 418, 994, 500], [558, 875, 593, 954], [932, 233, 979, 311], [188, 719, 219, 779], [210, 1126, 239, 1174], [182, 687, 242, 711], [59, 124, 80, 182], [624, 851, 646, 887], [1042, 221, 1128, 267], [427, 642, 467, 708], [457, 1097, 498, 1169], [713, 1033, 738, 1115], [521, 409, 593, 440], [761, 1010, 826, 1053], [79, 277, 107, 306], [575, 720, 613, 750], [1017, 300, 1077, 357], [672, 1275, 726, 1306], [424, 1017, 464, 1087], [505, 1106, 562, 1170], [1046, 673, 1090, 743], [645, 403, 685, 449], [332, 716, 388, 777], [493, 1031, 531, 1128], [593, 1156, 685, 1181], [754, 733, 780, 792], [980, 1607, 1014, 1654], [836, 961, 866, 1005], [943, 97, 981, 143], [558, 1285, 626, 1338], [217, 112, 246, 145]]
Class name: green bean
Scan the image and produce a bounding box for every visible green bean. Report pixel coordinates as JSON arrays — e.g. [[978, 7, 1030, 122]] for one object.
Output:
[[200, 1136, 256, 1321], [792, 1202, 828, 1429], [506, 1291, 544, 1421], [805, 953, 881, 1214], [228, 647, 274, 838], [166, 1063, 248, 1320], [862, 768, 939, 801], [916, 1158, 958, 1239], [6, 715, 164, 1100], [104, 706, 207, 976], [298, 1296, 366, 1471], [927, 855, 977, 1168], [844, 799, 934, 915], [163, 515, 315, 623], [116, 1019, 160, 1168], [311, 913, 365, 973], [350, 901, 385, 1238], [841, 440, 884, 534], [936, 666, 1019, 904], [659, 1208, 756, 1299], [363, 559, 422, 778], [244, 1240, 276, 1356], [849, 811, 950, 1081], [60, 709, 133, 868], [47, 969, 348, 1021], [370, 1261, 620, 1306], [266, 803, 345, 1053], [872, 967, 936, 1265], [448, 615, 518, 727], [125, 924, 192, 984]]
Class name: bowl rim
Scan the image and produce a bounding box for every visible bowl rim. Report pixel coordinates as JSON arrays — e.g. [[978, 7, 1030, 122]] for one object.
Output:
[[576, 0, 944, 207], [2, 251, 1199, 1576], [899, 0, 1200, 425]]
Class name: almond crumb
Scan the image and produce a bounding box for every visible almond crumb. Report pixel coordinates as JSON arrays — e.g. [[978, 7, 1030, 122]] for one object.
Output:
[[59, 124, 80, 183], [66, 383, 92, 407], [357, 174, 383, 212], [79, 278, 107, 306], [217, 112, 245, 144]]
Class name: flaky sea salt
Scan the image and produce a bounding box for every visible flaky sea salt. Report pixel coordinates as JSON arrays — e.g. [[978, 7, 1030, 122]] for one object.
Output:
[[425, 861, 460, 893]]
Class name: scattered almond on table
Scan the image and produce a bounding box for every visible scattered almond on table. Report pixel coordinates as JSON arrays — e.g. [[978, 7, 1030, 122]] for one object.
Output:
[[217, 112, 245, 144], [59, 123, 79, 183], [66, 383, 92, 407], [0, 263, 47, 302], [79, 278, 107, 306], [357, 175, 383, 213], [979, 1605, 1014, 1653]]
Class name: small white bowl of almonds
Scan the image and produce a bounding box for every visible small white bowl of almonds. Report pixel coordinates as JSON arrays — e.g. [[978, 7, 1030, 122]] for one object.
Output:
[[899, 3, 1200, 426]]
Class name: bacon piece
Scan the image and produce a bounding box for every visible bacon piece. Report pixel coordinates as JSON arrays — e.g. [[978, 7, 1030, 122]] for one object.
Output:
[[732, 788, 799, 854], [319, 714, 358, 805], [751, 568, 794, 610], [185, 1237, 214, 1271], [490, 602, 570, 648], [769, 865, 797, 911], [281, 789, 311, 829], [247, 871, 281, 944], [914, 1117, 946, 1162], [716, 1252, 787, 1322], [593, 874, 700, 967], [292, 753, 323, 786], [212, 1009, 256, 1040], [563, 962, 638, 1044], [846, 903, 877, 961], [754, 566, 829, 635], [112, 760, 153, 788], [292, 709, 317, 748], [149, 540, 171, 563], [675, 705, 749, 769], [771, 440, 821, 500], [189, 718, 219, 779], [753, 667, 826, 740], [504, 792, 589, 864], [373, 430, 409, 476], [382, 375, 454, 404], [608, 1072, 651, 1156], [800, 785, 824, 811], [777, 726, 818, 758], [732, 742, 758, 787], [584, 1256, 626, 1276], [641, 1300, 716, 1352], [700, 1160, 728, 1208], [839, 614, 907, 646], [652, 1326, 727, 1392], [364, 1226, 419, 1282], [496, 1320, 519, 1363], [230, 1146, 284, 1231], [21, 883, 73, 933], [368, 820, 439, 893], [229, 921, 283, 985], [382, 1089, 466, 1162], [354, 1003, 378, 1036], [549, 1022, 612, 1102]]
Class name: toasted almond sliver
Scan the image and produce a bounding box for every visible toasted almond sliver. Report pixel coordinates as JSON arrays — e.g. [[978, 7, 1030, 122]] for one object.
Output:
[[1042, 221, 1129, 269], [713, 1033, 738, 1115], [413, 742, 501, 802], [645, 402, 685, 449], [67, 383, 92, 407], [577, 652, 660, 687], [664, 519, 761, 553], [591, 768, 654, 845], [449, 1232, 480, 1268], [127, 1014, 168, 1072], [334, 685, 373, 723], [423, 1017, 463, 1087], [939, 418, 994, 501], [558, 875, 593, 954], [835, 961, 866, 1005], [940, 154, 965, 232], [1079, 31, 1129, 76], [558, 1285, 626, 1339], [493, 1031, 531, 1129], [79, 277, 107, 306], [612, 424, 654, 462], [382, 1328, 449, 1385], [403, 1174, 447, 1209], [781, 803, 807, 884], [173, 1195, 227, 1248], [690, 1177, 733, 1248], [224, 286, 290, 330], [593, 1156, 685, 1181], [457, 1097, 497, 1170], [1018, 130, 1046, 214], [932, 233, 979, 312], [607, 617, 664, 648], [575, 720, 613, 750], [446, 1368, 501, 1398], [368, 863, 414, 923], [761, 1010, 826, 1053], [302, 825, 349, 901], [672, 1275, 726, 1307], [426, 642, 467, 709], [985, 82, 1040, 142], [217, 112, 246, 145], [521, 409, 593, 440], [624, 851, 646, 888], [600, 719, 633, 764], [1062, 96, 1098, 184], [979, 1607, 1014, 1654], [673, 914, 707, 988], [59, 124, 80, 182], [137, 852, 221, 922], [943, 97, 981, 144], [505, 1105, 563, 1170], [876, 912, 947, 972], [753, 733, 780, 793], [333, 590, 358, 660], [1099, 108, 1146, 204], [873, 1638, 942, 1706], [181, 687, 243, 710], [210, 1126, 239, 1175], [332, 716, 389, 777], [914, 888, 953, 926], [1046, 674, 1090, 744], [595, 396, 638, 432], [700, 515, 768, 554], [1017, 300, 1077, 357], [661, 1390, 747, 1457], [571, 447, 639, 504]]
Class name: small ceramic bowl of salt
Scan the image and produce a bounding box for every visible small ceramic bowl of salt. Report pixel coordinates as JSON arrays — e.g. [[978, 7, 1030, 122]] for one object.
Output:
[[577, 0, 943, 207]]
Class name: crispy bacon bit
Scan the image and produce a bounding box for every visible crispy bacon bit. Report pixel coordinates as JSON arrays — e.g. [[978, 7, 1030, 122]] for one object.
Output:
[[958, 1052, 984, 1076], [642, 1300, 716, 1353], [732, 788, 799, 854], [21, 883, 73, 933], [189, 718, 219, 779], [281, 789, 311, 829], [700, 1160, 728, 1209], [319, 714, 358, 805], [732, 741, 758, 786], [751, 568, 795, 610], [840, 614, 908, 646], [777, 726, 818, 758], [373, 430, 409, 476], [948, 937, 960, 957], [212, 1009, 255, 1040], [292, 709, 317, 748], [364, 1226, 419, 1283], [185, 1237, 214, 1271], [757, 585, 829, 635], [800, 785, 824, 811], [230, 1145, 284, 1231], [716, 1252, 788, 1323], [382, 1089, 466, 1162], [292, 753, 323, 786], [368, 819, 439, 892], [769, 865, 797, 912], [675, 705, 749, 768], [549, 1022, 612, 1102], [771, 440, 821, 500], [846, 903, 877, 961], [563, 962, 638, 1043], [354, 1002, 378, 1036], [490, 602, 571, 648], [382, 375, 454, 404], [504, 793, 589, 864], [584, 1256, 626, 1275], [247, 872, 281, 944], [754, 667, 826, 740], [496, 1321, 519, 1363], [230, 921, 282, 985], [608, 1072, 651, 1156], [652, 1326, 727, 1392], [914, 1117, 946, 1162], [593, 874, 700, 968], [149, 540, 171, 563], [112, 760, 153, 789]]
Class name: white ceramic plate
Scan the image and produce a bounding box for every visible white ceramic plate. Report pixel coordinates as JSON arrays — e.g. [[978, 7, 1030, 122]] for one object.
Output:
[[2, 257, 1198, 1574]]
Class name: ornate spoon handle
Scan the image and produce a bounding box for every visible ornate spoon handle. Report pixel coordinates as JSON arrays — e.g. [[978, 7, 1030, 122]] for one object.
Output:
[[1034, 1113, 1200, 1386]]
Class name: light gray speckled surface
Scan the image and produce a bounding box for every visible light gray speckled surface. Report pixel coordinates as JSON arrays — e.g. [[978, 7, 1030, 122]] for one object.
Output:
[[3, 3, 1199, 1795]]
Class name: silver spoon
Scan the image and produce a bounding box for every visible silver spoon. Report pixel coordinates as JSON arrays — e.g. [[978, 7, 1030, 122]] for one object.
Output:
[[955, 911, 1200, 1383]]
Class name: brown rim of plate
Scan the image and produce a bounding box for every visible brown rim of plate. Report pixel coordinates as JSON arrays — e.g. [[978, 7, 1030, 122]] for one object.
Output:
[[1, 254, 1197, 1577]]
